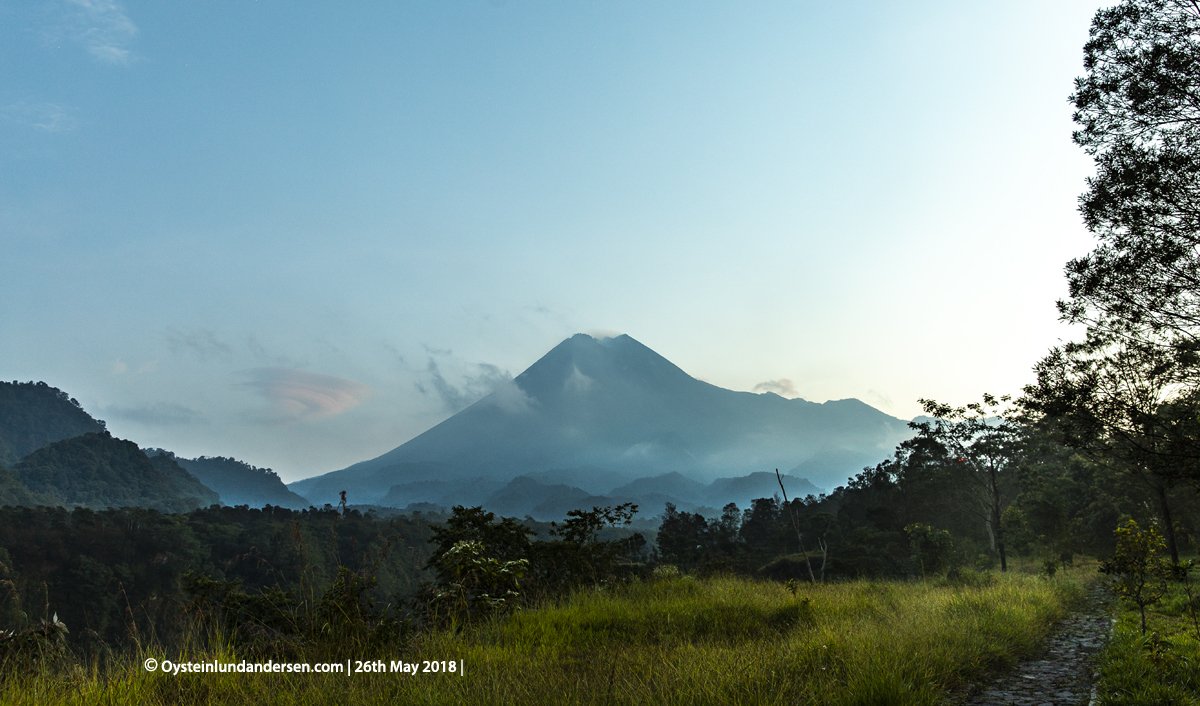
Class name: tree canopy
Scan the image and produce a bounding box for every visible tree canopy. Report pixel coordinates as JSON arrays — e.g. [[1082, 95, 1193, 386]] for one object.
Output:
[[1063, 0, 1200, 341]]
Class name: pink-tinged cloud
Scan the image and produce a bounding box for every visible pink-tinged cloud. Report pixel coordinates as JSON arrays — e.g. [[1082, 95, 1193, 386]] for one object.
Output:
[[242, 368, 372, 422]]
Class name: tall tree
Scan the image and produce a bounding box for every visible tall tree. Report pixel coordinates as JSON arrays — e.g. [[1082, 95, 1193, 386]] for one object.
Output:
[[1023, 331, 1200, 563], [910, 396, 1025, 571], [1063, 0, 1200, 341]]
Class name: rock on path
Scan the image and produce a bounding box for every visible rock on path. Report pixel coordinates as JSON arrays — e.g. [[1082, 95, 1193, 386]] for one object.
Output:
[[957, 585, 1111, 706]]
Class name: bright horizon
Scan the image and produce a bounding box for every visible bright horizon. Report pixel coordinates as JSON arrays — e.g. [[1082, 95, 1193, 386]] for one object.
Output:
[[2, 1, 1105, 482]]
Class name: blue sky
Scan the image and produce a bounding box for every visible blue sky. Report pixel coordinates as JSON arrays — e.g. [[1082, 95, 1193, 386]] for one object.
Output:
[[2, 0, 1104, 481]]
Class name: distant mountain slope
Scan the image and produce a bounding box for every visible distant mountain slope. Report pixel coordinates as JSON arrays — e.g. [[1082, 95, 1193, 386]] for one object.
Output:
[[0, 381, 107, 465], [162, 454, 311, 510], [704, 472, 820, 509], [149, 453, 221, 507], [12, 432, 217, 512], [292, 334, 911, 505]]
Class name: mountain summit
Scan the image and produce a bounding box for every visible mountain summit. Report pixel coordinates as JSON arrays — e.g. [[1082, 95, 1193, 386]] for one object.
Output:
[[290, 334, 911, 505]]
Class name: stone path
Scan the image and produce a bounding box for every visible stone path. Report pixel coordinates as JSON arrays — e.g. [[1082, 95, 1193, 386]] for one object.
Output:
[[956, 585, 1112, 706]]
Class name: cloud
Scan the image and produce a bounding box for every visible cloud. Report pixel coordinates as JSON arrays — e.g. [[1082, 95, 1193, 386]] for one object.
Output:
[[241, 368, 372, 422], [564, 365, 594, 394], [48, 0, 139, 66], [110, 358, 157, 375], [486, 376, 535, 414], [866, 389, 895, 413], [418, 359, 533, 414], [585, 329, 623, 340], [0, 101, 80, 132], [165, 328, 232, 361], [753, 378, 800, 398], [105, 402, 204, 425]]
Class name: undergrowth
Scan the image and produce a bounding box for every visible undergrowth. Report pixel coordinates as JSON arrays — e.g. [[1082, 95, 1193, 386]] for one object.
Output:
[[0, 567, 1089, 706]]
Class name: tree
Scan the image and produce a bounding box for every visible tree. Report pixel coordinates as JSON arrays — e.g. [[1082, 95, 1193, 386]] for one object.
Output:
[[1026, 0, 1200, 561], [910, 395, 1024, 571], [655, 503, 711, 570], [1100, 519, 1171, 635], [1023, 332, 1200, 563], [1063, 0, 1200, 342]]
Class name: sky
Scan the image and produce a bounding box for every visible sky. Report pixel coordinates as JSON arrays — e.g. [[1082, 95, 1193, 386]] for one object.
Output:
[[1, 0, 1107, 482]]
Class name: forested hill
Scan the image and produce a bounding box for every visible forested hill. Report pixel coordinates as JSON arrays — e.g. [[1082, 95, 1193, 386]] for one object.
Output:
[[11, 432, 219, 512], [161, 453, 311, 509], [0, 381, 106, 466], [0, 465, 59, 507]]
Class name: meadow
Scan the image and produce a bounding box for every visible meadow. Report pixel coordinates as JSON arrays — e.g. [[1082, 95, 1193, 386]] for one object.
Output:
[[1, 565, 1091, 706]]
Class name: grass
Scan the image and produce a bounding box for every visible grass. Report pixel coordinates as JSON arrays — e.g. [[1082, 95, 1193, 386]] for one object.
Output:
[[1, 568, 1090, 705], [1095, 566, 1200, 705]]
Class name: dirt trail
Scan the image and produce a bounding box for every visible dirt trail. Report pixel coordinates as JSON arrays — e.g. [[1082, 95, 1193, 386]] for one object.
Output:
[[956, 584, 1111, 706]]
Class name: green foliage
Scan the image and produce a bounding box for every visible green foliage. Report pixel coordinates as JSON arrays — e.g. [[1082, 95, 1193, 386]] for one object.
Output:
[[904, 523, 954, 579], [11, 433, 211, 513], [425, 504, 642, 604], [0, 613, 69, 675], [185, 566, 409, 659], [0, 465, 58, 509], [1100, 519, 1171, 635], [147, 454, 220, 508], [0, 381, 106, 464], [164, 453, 311, 510], [0, 572, 1088, 705], [0, 504, 435, 649], [417, 540, 527, 626]]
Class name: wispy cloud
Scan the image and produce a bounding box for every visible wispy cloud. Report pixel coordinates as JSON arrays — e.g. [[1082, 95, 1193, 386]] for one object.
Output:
[[0, 101, 80, 132], [44, 0, 139, 66], [108, 358, 156, 375], [564, 365, 594, 394], [242, 368, 372, 422], [165, 328, 233, 361], [753, 378, 800, 398], [866, 389, 895, 413], [417, 359, 533, 414], [106, 402, 204, 425]]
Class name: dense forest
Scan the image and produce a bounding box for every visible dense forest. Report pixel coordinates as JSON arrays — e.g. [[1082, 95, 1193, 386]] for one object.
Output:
[[0, 504, 436, 648], [0, 381, 106, 467]]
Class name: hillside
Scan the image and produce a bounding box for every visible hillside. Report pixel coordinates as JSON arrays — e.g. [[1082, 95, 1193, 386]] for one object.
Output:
[[12, 432, 218, 512], [165, 453, 311, 509], [0, 464, 60, 507], [0, 381, 107, 465], [293, 333, 910, 505]]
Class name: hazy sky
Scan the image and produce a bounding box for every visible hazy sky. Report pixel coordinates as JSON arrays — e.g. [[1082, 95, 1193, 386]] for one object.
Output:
[[1, 0, 1106, 481]]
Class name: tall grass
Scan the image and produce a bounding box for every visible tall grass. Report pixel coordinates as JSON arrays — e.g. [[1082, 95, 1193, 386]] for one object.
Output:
[[1, 569, 1088, 706], [1095, 567, 1200, 705]]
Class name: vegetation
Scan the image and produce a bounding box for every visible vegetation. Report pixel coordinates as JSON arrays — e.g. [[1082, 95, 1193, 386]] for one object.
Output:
[[0, 503, 436, 649], [1093, 543, 1200, 704], [0, 381, 106, 466], [10, 433, 216, 513], [160, 453, 311, 510], [0, 567, 1087, 706], [6, 3, 1200, 703]]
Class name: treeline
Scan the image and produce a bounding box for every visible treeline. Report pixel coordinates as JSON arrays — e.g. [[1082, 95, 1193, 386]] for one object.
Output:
[[0, 504, 436, 649], [0, 381, 105, 467], [655, 407, 1200, 580]]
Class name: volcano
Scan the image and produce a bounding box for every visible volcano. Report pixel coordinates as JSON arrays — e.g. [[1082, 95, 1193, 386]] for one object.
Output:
[[290, 334, 911, 507]]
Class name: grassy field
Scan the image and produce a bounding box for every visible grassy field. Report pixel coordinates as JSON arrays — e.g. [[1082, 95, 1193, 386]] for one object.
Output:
[[2, 567, 1091, 706], [1095, 568, 1200, 706]]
